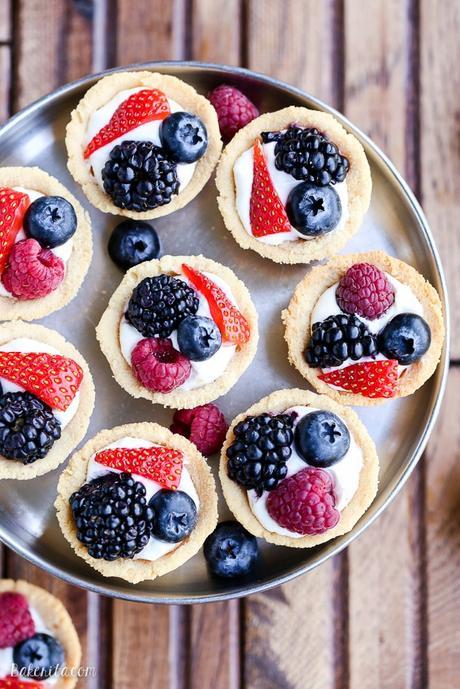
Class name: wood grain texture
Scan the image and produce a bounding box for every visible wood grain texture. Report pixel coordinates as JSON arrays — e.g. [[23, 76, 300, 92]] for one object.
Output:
[[425, 368, 460, 689], [343, 1, 417, 687], [0, 0, 11, 42], [191, 0, 241, 65], [420, 0, 460, 356]]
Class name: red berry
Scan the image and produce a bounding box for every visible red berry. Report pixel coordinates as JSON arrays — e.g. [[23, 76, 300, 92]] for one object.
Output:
[[131, 338, 191, 393], [171, 404, 228, 456], [0, 679, 44, 689], [266, 467, 340, 535], [84, 88, 170, 158], [319, 359, 398, 398], [182, 263, 250, 345], [0, 592, 35, 649], [208, 84, 259, 140], [0, 188, 30, 274], [250, 139, 292, 238], [336, 262, 395, 320], [2, 238, 64, 299], [95, 446, 183, 490], [0, 351, 84, 411]]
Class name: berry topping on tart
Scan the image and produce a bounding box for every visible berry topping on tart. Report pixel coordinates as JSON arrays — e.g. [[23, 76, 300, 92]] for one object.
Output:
[[319, 359, 398, 398], [294, 410, 350, 468], [336, 262, 395, 320], [0, 189, 30, 274], [249, 139, 292, 238], [0, 677, 44, 689], [171, 403, 228, 456], [208, 84, 259, 141], [286, 182, 341, 237], [0, 592, 35, 649], [305, 315, 377, 368], [0, 351, 83, 411], [177, 315, 222, 361], [131, 337, 191, 393], [2, 239, 65, 299], [149, 489, 197, 542], [160, 112, 208, 163], [24, 196, 77, 248], [266, 467, 340, 535], [95, 445, 183, 490], [262, 125, 350, 186], [378, 313, 431, 365], [14, 633, 64, 680], [84, 88, 170, 159], [182, 264, 250, 345]]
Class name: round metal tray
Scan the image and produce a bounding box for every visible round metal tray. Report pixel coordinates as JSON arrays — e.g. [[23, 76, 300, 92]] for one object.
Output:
[[0, 62, 449, 603]]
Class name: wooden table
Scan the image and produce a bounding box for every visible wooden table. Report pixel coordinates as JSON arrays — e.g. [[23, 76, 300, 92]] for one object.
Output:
[[0, 1, 458, 687]]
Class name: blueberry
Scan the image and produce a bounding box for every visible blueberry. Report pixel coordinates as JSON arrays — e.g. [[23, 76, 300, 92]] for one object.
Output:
[[204, 521, 258, 578], [108, 219, 161, 270], [378, 313, 431, 365], [160, 112, 208, 163], [24, 196, 77, 248], [177, 315, 222, 361], [294, 410, 350, 468], [13, 633, 65, 679], [286, 182, 341, 237], [149, 489, 198, 543]]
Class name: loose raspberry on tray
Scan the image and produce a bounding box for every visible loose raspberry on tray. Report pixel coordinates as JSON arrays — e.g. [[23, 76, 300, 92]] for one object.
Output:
[[171, 403, 228, 456], [208, 84, 259, 141]]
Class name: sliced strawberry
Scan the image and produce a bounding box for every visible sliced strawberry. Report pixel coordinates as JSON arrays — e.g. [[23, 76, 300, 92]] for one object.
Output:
[[0, 678, 43, 689], [95, 446, 183, 490], [181, 264, 250, 345], [249, 139, 292, 238], [0, 352, 83, 411], [0, 188, 30, 274], [84, 89, 170, 159], [319, 360, 398, 399]]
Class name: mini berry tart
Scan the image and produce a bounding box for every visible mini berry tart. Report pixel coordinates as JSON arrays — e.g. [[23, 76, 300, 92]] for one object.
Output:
[[215, 106, 371, 264], [55, 422, 218, 583], [66, 71, 222, 219], [0, 167, 92, 321], [96, 255, 258, 409], [0, 322, 95, 479], [0, 579, 81, 688], [220, 388, 378, 547], [283, 251, 445, 405]]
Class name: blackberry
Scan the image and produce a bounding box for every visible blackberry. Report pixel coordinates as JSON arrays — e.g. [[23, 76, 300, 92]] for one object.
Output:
[[125, 274, 199, 338], [261, 126, 349, 186], [0, 391, 61, 464], [226, 413, 294, 496], [102, 140, 180, 212], [70, 472, 153, 561], [305, 314, 377, 368]]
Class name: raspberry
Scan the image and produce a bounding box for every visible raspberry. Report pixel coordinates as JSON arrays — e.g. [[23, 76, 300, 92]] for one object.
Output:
[[266, 467, 340, 535], [208, 84, 259, 141], [171, 404, 228, 456], [1, 238, 64, 299], [0, 592, 35, 649], [131, 338, 191, 393], [336, 262, 395, 320]]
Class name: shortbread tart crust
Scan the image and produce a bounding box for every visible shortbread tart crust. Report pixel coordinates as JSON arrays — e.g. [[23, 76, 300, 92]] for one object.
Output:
[[220, 388, 378, 547], [0, 321, 95, 480], [0, 167, 92, 321], [55, 422, 218, 583], [282, 251, 445, 406], [0, 579, 81, 689], [96, 255, 259, 409], [215, 106, 372, 264], [66, 71, 222, 219]]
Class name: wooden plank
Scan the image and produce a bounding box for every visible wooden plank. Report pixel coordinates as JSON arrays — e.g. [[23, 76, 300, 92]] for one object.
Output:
[[424, 367, 460, 689], [244, 3, 338, 688], [344, 1, 418, 687], [191, 0, 241, 65], [115, 0, 186, 64], [420, 0, 460, 357], [14, 0, 92, 109], [0, 0, 11, 42], [247, 0, 338, 106]]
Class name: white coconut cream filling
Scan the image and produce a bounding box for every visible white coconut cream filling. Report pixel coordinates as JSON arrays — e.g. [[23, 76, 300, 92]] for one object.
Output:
[[85, 436, 200, 562], [0, 187, 74, 299], [0, 338, 80, 429], [233, 140, 349, 245], [119, 270, 238, 391], [85, 87, 197, 195], [247, 406, 363, 538]]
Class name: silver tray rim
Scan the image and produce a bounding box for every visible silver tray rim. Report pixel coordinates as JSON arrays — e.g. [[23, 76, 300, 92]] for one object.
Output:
[[0, 60, 450, 604]]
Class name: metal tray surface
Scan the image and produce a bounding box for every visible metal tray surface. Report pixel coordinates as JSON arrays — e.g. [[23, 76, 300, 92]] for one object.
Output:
[[0, 62, 449, 603]]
